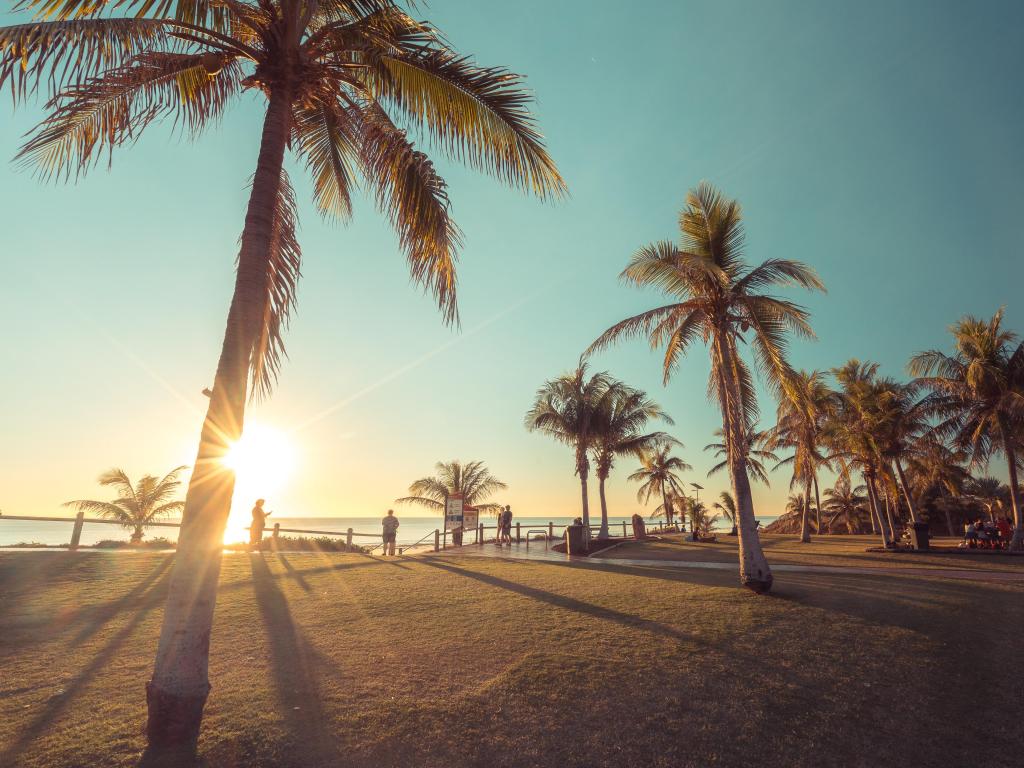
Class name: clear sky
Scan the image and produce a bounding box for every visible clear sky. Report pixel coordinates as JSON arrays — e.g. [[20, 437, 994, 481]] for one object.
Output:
[[1, 0, 1023, 529]]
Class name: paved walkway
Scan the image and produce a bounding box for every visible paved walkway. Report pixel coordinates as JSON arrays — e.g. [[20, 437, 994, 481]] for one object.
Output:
[[428, 541, 1024, 583]]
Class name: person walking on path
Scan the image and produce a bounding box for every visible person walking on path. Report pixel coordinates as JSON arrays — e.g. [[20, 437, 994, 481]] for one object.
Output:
[[381, 509, 400, 556], [249, 499, 271, 552]]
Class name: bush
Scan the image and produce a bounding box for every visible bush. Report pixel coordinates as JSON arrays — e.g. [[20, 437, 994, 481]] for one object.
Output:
[[1, 541, 52, 548], [92, 538, 177, 550], [224, 535, 366, 553]]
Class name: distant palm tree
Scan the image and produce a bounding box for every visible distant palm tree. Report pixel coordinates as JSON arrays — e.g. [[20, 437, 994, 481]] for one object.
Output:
[[910, 309, 1024, 549], [822, 478, 868, 534], [396, 460, 507, 515], [1, 0, 563, 746], [628, 445, 692, 525], [825, 360, 895, 547], [872, 378, 930, 524], [771, 370, 832, 543], [967, 477, 1009, 523], [712, 491, 738, 536], [904, 439, 971, 535], [704, 427, 778, 486], [686, 499, 720, 538], [525, 364, 621, 541], [590, 386, 676, 538], [589, 182, 824, 592], [64, 467, 187, 543]]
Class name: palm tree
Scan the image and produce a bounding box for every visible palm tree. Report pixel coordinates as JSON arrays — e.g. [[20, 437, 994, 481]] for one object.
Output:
[[64, 467, 187, 543], [395, 460, 507, 515], [686, 498, 720, 538], [704, 427, 778, 486], [628, 445, 692, 526], [588, 183, 824, 592], [590, 386, 676, 538], [2, 0, 563, 747], [525, 364, 620, 542], [712, 490, 738, 536], [967, 477, 1009, 523], [825, 360, 895, 547], [910, 309, 1024, 550], [822, 477, 868, 534], [770, 370, 832, 543], [872, 378, 931, 525], [904, 439, 971, 535]]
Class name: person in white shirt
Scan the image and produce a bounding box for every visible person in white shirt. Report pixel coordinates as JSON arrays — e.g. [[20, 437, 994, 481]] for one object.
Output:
[[381, 509, 400, 556]]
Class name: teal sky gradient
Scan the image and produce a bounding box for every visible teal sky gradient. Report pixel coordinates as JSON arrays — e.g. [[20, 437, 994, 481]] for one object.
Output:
[[1, 0, 1022, 524]]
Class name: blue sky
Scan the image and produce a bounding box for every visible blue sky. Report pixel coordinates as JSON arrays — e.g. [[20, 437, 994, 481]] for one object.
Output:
[[1, 0, 1022, 525]]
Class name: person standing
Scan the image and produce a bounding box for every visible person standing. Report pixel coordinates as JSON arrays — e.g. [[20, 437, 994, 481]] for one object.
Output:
[[502, 505, 513, 544], [381, 509, 400, 556], [249, 499, 271, 552]]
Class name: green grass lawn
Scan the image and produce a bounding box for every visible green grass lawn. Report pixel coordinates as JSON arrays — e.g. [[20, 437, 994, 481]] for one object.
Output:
[[598, 533, 1024, 573], [1, 548, 1021, 768]]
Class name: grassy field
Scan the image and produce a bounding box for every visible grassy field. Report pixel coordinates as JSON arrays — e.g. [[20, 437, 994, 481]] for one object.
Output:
[[1, 547, 1021, 768], [598, 533, 1024, 573]]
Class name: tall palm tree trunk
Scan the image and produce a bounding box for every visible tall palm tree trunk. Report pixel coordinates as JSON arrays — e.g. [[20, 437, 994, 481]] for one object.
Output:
[[1004, 441, 1023, 551], [892, 459, 920, 524], [597, 472, 610, 539], [865, 474, 892, 548], [718, 335, 772, 592], [813, 476, 822, 534], [799, 479, 812, 543], [576, 448, 591, 544], [146, 84, 293, 749]]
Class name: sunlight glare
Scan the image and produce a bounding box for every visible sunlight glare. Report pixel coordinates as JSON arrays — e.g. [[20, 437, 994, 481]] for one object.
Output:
[[223, 423, 296, 541]]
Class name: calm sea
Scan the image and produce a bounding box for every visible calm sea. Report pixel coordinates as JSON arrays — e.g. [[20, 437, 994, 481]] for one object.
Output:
[[0, 514, 667, 548]]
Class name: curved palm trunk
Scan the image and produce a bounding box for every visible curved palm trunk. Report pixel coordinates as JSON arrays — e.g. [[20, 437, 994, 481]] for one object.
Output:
[[146, 84, 293, 749], [813, 476, 822, 534], [865, 474, 892, 548], [892, 459, 920, 524], [597, 471, 610, 539], [131, 526, 144, 544], [798, 480, 812, 543], [718, 335, 772, 592]]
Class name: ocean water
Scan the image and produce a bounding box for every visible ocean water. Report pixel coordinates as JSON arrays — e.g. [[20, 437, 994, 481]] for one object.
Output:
[[0, 514, 675, 548]]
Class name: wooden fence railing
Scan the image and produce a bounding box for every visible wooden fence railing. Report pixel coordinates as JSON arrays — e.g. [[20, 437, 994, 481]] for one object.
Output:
[[0, 513, 680, 553]]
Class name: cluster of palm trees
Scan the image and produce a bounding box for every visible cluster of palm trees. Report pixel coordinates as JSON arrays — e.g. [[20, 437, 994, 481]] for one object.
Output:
[[524, 364, 681, 541]]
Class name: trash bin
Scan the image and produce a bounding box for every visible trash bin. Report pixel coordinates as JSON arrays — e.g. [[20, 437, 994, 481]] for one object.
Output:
[[565, 524, 586, 555], [909, 521, 930, 551]]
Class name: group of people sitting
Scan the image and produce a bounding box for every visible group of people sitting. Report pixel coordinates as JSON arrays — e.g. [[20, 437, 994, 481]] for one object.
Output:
[[963, 517, 1014, 549]]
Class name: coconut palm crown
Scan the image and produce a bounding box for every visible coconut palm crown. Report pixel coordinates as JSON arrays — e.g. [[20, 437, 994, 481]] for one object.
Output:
[[64, 466, 187, 542], [588, 182, 824, 591], [395, 460, 506, 514], [627, 444, 692, 522]]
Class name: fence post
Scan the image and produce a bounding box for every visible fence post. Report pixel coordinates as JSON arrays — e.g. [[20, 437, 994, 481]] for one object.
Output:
[[516, 522, 521, 543], [478, 523, 484, 545], [442, 528, 447, 549], [346, 528, 353, 550], [273, 523, 280, 541], [69, 509, 85, 551], [622, 521, 627, 537], [434, 529, 440, 552], [548, 521, 553, 539]]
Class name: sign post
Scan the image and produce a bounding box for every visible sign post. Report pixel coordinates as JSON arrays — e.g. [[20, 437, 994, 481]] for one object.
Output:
[[445, 494, 464, 531]]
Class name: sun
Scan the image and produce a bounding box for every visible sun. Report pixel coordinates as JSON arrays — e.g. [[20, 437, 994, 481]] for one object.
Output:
[[224, 422, 296, 507]]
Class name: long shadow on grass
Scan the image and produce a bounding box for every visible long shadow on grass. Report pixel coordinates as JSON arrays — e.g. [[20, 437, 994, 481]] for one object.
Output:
[[419, 559, 696, 645], [0, 567, 171, 766], [249, 554, 339, 765]]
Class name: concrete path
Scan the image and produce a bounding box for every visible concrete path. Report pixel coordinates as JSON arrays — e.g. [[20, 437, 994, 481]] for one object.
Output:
[[431, 541, 1024, 583]]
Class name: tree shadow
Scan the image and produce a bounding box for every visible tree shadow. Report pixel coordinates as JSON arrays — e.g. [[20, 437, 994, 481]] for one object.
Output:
[[419, 559, 697, 645], [248, 554, 340, 765], [0, 567, 171, 766]]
